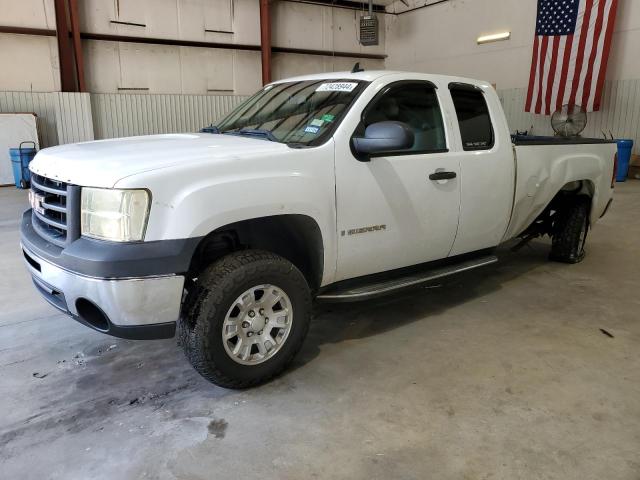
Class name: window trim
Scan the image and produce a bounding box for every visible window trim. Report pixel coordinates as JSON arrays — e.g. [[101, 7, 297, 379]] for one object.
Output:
[[448, 82, 495, 152], [351, 80, 450, 159]]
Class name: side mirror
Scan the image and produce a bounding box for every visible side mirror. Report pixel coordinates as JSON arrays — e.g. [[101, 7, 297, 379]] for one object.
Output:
[[352, 121, 414, 159]]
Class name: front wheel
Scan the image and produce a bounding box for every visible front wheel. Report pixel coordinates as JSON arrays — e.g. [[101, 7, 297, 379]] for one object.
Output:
[[179, 250, 312, 389]]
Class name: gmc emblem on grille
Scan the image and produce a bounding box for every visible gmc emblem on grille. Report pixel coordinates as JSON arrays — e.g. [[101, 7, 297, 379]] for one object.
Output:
[[28, 190, 45, 215]]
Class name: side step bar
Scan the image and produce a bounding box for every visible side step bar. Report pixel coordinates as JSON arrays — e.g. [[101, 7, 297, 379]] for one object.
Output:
[[316, 255, 498, 302]]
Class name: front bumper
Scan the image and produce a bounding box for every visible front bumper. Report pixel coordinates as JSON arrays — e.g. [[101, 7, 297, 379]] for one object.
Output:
[[20, 209, 192, 340], [22, 245, 184, 339]]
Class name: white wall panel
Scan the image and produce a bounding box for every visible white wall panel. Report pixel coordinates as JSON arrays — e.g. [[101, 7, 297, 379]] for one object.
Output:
[[0, 91, 59, 147], [3, 0, 385, 94], [271, 52, 384, 80], [52, 93, 94, 144], [90, 93, 248, 139], [0, 90, 249, 148], [0, 34, 60, 92], [386, 0, 640, 90], [83, 39, 258, 95], [498, 78, 640, 154], [272, 2, 385, 56], [0, 0, 55, 28]]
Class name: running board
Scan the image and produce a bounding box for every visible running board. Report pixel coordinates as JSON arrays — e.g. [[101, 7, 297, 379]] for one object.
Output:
[[316, 255, 498, 302]]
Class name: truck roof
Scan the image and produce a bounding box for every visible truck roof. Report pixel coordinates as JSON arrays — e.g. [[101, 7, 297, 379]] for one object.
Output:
[[270, 70, 492, 89]]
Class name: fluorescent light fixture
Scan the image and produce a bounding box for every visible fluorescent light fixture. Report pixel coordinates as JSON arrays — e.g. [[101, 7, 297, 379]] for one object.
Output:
[[477, 32, 511, 44]]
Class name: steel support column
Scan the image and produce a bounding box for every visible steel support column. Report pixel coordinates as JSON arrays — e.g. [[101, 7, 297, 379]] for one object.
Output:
[[53, 0, 77, 91], [68, 0, 86, 92], [259, 0, 272, 85]]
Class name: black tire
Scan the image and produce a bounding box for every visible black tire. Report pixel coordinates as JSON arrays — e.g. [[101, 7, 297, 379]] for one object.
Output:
[[179, 250, 312, 389], [549, 196, 590, 264], [20, 179, 29, 189]]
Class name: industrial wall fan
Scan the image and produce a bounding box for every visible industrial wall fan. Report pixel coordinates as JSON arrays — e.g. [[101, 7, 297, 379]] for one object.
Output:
[[551, 104, 588, 137]]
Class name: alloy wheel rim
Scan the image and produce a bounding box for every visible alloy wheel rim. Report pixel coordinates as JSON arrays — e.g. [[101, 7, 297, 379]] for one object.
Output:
[[222, 284, 293, 365]]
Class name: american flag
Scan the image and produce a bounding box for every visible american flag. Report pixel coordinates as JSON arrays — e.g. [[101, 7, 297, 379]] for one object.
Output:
[[525, 0, 619, 114]]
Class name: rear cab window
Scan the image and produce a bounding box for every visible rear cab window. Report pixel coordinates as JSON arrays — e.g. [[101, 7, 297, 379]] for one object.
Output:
[[449, 83, 494, 151]]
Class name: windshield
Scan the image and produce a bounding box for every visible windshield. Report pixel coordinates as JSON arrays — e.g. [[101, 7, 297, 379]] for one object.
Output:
[[215, 79, 367, 146]]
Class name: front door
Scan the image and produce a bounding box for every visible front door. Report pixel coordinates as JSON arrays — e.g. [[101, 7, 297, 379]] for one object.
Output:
[[334, 81, 461, 281]]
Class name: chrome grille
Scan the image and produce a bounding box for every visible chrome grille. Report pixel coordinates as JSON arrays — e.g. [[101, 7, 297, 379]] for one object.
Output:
[[30, 174, 81, 247]]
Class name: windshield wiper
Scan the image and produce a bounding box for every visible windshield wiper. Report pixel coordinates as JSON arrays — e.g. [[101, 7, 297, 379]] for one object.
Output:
[[286, 142, 308, 149], [200, 124, 220, 134], [226, 128, 279, 142]]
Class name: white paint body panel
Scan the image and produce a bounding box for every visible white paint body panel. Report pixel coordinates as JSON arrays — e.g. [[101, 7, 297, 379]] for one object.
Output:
[[29, 71, 615, 288], [332, 73, 462, 280]]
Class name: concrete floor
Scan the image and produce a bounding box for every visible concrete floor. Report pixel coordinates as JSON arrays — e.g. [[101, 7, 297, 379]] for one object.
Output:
[[1, 183, 639, 480]]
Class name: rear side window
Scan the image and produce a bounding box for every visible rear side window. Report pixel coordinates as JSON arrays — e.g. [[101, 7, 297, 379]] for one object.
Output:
[[449, 86, 494, 151]]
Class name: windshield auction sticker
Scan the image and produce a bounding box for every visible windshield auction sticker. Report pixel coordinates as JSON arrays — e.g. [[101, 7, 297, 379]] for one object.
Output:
[[316, 82, 358, 93]]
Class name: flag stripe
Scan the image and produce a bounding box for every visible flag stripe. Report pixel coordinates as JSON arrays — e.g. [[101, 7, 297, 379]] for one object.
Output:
[[593, 0, 619, 110], [556, 34, 574, 110], [550, 35, 567, 110], [539, 38, 553, 114], [535, 36, 549, 114], [568, 0, 595, 108], [582, 0, 608, 109], [531, 37, 544, 113], [587, 0, 613, 110], [545, 36, 561, 114], [562, 0, 588, 108], [526, 35, 540, 112], [575, 0, 600, 107]]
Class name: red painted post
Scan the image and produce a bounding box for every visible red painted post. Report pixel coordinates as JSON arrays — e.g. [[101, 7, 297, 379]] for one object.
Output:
[[68, 0, 86, 92], [259, 0, 272, 85], [53, 0, 77, 91]]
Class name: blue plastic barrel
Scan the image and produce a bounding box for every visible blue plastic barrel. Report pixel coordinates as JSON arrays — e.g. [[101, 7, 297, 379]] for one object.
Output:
[[9, 141, 37, 188], [615, 139, 634, 182]]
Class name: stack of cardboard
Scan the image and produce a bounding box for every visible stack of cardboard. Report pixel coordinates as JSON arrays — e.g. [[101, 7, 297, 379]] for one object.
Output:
[[629, 154, 640, 180]]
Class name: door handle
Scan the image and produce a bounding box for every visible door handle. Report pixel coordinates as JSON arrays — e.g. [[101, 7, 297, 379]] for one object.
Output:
[[429, 171, 457, 181]]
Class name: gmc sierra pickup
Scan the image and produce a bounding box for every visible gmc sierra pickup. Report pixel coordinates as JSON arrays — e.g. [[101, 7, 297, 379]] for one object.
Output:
[[21, 70, 617, 388]]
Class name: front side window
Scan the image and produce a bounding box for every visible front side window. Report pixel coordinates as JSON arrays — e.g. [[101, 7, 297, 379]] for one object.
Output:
[[216, 80, 367, 146], [449, 86, 494, 151], [361, 82, 447, 153]]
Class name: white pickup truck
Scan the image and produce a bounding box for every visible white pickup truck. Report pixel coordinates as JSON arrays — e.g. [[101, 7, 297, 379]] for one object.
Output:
[[21, 70, 617, 388]]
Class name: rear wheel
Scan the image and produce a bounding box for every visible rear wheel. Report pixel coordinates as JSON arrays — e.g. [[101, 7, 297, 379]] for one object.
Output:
[[549, 196, 590, 264], [179, 250, 312, 388]]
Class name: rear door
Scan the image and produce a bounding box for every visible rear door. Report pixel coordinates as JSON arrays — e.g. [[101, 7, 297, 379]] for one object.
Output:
[[334, 81, 461, 281], [446, 83, 515, 256]]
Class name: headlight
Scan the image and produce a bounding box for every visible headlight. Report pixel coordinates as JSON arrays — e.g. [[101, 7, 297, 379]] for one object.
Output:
[[81, 188, 150, 242]]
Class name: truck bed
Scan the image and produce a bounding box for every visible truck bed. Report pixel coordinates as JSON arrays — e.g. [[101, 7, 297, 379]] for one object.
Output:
[[511, 134, 616, 146], [502, 136, 617, 241]]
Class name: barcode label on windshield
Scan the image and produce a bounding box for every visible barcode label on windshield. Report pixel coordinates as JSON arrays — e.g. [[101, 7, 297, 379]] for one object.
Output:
[[316, 82, 358, 93]]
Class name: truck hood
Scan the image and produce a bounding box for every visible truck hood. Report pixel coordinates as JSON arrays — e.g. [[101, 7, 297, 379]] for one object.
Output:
[[29, 133, 290, 188]]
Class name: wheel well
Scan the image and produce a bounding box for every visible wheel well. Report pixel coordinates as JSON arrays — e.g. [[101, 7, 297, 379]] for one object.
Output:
[[188, 215, 324, 291], [517, 180, 594, 243], [554, 180, 594, 215]]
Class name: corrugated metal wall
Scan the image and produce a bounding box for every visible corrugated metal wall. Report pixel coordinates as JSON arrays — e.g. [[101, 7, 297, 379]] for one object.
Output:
[[498, 78, 640, 154], [91, 94, 249, 140], [52, 93, 94, 145], [0, 91, 247, 148], [2, 82, 638, 153], [0, 92, 60, 147]]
